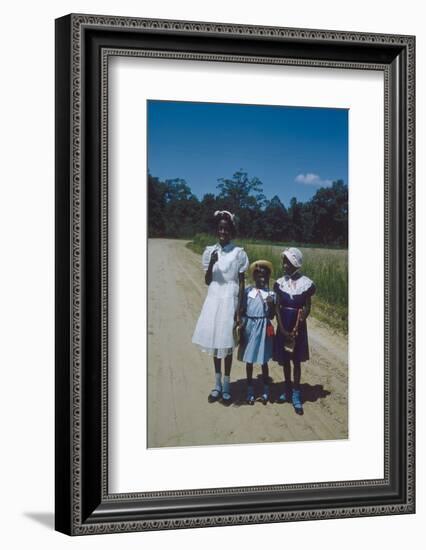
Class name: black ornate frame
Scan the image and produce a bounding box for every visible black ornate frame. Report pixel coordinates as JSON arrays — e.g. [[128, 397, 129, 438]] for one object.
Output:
[[55, 14, 415, 535]]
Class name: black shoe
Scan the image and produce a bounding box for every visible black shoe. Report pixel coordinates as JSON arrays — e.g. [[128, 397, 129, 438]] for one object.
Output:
[[222, 390, 232, 407], [208, 389, 221, 403], [221, 392, 232, 406], [256, 393, 269, 405]]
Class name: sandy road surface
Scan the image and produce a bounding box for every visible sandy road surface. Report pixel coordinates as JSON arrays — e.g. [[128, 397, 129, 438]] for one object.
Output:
[[147, 239, 348, 448]]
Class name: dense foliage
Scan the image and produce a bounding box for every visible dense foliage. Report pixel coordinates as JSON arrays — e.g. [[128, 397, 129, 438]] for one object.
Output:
[[148, 170, 348, 246]]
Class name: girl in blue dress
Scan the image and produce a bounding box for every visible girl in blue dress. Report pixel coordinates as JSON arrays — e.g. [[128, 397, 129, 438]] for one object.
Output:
[[274, 247, 315, 415], [238, 260, 275, 405]]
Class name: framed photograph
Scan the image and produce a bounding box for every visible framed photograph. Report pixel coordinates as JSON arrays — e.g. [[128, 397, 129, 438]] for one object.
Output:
[[55, 14, 415, 535]]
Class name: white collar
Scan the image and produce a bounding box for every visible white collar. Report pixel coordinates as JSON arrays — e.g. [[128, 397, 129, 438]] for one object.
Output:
[[215, 242, 234, 253], [248, 287, 270, 299], [276, 275, 313, 296]]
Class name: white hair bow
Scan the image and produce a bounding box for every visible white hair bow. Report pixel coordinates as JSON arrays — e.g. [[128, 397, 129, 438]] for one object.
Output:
[[214, 210, 235, 221]]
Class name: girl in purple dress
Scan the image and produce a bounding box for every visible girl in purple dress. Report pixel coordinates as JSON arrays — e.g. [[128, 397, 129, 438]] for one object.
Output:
[[273, 247, 315, 415]]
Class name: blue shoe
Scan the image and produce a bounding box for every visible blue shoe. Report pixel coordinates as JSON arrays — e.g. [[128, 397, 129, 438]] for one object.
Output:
[[292, 389, 304, 415], [246, 385, 255, 405], [277, 383, 291, 404]]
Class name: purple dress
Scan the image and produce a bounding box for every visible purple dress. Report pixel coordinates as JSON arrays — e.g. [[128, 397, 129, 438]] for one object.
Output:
[[273, 274, 316, 364]]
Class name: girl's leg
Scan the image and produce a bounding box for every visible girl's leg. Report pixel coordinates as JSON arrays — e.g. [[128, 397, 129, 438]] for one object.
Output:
[[224, 354, 232, 376], [246, 363, 254, 404], [291, 361, 303, 415], [278, 361, 292, 403], [260, 363, 270, 404], [246, 363, 253, 383], [208, 357, 222, 402], [222, 353, 233, 405], [293, 362, 301, 388], [283, 362, 292, 384]]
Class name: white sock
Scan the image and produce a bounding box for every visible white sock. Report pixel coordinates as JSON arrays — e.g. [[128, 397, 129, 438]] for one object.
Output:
[[215, 372, 222, 391], [223, 375, 231, 394]]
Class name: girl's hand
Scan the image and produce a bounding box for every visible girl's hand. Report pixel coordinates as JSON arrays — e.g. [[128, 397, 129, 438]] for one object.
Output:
[[266, 297, 274, 319], [210, 250, 219, 265]]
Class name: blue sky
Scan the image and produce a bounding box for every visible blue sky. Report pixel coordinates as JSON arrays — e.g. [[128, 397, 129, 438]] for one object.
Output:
[[147, 100, 348, 206]]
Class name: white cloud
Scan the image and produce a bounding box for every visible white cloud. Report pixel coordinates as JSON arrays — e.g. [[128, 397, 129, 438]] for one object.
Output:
[[295, 173, 332, 186]]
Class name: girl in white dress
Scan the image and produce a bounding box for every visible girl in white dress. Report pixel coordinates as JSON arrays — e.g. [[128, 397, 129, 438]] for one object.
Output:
[[192, 211, 249, 405]]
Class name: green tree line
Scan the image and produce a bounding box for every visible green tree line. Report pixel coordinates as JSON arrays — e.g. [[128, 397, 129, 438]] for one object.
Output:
[[148, 170, 348, 246]]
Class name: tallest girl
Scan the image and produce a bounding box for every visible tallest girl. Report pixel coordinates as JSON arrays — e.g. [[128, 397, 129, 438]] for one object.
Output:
[[192, 211, 249, 405]]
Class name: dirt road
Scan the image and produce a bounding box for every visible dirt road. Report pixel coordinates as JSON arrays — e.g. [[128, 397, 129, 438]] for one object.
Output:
[[147, 239, 348, 448]]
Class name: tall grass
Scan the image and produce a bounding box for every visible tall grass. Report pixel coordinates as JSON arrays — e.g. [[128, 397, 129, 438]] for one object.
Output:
[[187, 233, 348, 334]]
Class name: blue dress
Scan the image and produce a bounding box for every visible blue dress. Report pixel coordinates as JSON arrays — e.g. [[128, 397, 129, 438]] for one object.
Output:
[[239, 287, 275, 364], [273, 274, 316, 364]]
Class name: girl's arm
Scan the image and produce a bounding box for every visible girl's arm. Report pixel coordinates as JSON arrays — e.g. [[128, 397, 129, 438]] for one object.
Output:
[[266, 294, 275, 319], [204, 250, 218, 285], [236, 272, 245, 324], [274, 294, 287, 336], [301, 296, 312, 321]]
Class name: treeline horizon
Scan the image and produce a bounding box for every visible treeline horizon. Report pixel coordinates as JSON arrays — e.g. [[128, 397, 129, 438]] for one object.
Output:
[[148, 170, 348, 247]]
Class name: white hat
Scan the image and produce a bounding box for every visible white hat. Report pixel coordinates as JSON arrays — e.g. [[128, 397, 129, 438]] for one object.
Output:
[[282, 247, 303, 268]]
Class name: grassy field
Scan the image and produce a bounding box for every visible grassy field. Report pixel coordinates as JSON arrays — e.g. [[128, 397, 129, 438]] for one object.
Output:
[[187, 234, 348, 334]]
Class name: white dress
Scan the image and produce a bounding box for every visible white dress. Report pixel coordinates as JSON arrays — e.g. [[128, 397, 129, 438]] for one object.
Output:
[[192, 242, 249, 358]]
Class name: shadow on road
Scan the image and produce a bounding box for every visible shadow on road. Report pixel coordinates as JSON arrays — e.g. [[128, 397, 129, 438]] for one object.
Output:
[[229, 376, 331, 406]]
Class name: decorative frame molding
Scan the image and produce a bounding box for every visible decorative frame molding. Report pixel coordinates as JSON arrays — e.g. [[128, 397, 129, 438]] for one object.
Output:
[[55, 14, 415, 535]]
